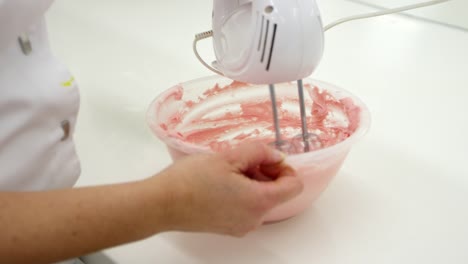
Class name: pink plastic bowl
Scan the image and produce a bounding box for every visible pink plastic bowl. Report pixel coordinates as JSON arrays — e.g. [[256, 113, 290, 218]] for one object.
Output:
[[147, 76, 370, 223]]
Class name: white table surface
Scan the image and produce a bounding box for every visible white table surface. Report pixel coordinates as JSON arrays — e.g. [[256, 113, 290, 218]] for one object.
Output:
[[46, 0, 468, 263]]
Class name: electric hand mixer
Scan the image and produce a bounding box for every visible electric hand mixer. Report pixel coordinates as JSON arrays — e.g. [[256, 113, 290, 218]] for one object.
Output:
[[193, 0, 451, 152], [194, 0, 325, 152]]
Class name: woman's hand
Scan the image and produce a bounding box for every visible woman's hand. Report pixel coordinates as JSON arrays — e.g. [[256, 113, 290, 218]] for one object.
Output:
[[153, 142, 304, 237]]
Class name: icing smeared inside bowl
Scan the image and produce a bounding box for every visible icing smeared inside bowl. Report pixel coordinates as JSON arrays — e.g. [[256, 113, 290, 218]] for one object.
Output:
[[158, 81, 361, 154]]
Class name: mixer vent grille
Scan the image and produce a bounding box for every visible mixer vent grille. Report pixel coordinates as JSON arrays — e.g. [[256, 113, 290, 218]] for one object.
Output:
[[258, 15, 277, 72]]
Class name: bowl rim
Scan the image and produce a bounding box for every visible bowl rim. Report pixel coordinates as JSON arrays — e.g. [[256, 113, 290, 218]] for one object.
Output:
[[146, 75, 371, 158]]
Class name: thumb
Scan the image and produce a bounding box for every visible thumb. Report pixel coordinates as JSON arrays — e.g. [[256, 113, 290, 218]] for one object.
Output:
[[261, 167, 304, 205], [224, 142, 285, 172]]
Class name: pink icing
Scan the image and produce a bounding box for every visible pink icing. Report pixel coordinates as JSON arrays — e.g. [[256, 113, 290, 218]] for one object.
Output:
[[159, 81, 361, 154]]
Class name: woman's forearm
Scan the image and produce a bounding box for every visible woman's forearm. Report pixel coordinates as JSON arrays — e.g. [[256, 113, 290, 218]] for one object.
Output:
[[0, 174, 170, 264], [0, 143, 303, 264]]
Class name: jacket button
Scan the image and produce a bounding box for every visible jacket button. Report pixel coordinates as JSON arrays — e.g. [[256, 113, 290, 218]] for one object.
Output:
[[61, 120, 71, 141], [18, 34, 32, 55]]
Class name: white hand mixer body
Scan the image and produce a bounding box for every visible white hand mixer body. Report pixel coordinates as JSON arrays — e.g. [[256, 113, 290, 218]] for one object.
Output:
[[212, 0, 324, 84], [212, 0, 324, 151]]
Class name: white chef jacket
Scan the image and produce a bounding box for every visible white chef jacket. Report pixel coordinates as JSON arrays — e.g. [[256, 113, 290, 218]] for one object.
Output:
[[0, 0, 80, 190], [1, 1, 82, 263]]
